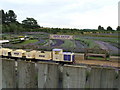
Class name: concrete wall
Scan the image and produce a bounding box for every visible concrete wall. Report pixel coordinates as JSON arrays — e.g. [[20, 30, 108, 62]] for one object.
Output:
[[0, 58, 120, 89]]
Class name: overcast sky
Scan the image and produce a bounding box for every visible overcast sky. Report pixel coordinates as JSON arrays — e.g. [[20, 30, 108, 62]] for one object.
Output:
[[0, 0, 119, 29]]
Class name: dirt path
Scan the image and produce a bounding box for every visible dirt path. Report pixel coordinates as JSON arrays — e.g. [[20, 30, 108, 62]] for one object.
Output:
[[94, 41, 119, 55]]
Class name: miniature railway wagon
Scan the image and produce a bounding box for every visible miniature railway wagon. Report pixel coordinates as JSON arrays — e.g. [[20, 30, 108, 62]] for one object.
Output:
[[1, 48, 12, 57], [52, 49, 63, 61], [11, 49, 26, 58], [35, 51, 52, 60], [0, 47, 75, 63], [0, 48, 3, 56], [52, 49, 74, 62], [25, 50, 37, 59], [63, 52, 74, 62]]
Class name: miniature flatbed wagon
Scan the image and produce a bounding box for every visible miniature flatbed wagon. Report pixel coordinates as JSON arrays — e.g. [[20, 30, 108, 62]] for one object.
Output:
[[84, 48, 109, 60]]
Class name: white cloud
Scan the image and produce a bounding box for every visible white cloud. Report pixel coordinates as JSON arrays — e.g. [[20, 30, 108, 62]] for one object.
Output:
[[66, 4, 118, 29], [0, 0, 119, 29]]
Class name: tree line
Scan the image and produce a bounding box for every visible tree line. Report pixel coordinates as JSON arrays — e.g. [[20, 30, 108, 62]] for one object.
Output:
[[0, 9, 120, 34]]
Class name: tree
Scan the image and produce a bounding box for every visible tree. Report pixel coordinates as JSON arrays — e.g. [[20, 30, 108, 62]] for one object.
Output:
[[6, 10, 17, 24], [116, 26, 120, 31], [98, 25, 104, 30], [98, 25, 102, 30], [0, 9, 6, 24], [22, 17, 40, 29], [107, 26, 113, 31]]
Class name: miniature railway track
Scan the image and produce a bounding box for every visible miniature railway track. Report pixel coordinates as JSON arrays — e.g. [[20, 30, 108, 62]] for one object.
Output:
[[1, 56, 119, 68]]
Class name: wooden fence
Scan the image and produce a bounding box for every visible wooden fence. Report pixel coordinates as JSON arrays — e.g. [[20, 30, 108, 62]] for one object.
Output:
[[0, 58, 120, 89]]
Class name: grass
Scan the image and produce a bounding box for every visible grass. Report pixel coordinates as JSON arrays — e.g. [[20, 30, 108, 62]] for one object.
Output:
[[14, 40, 38, 45], [80, 32, 120, 38], [61, 40, 74, 48], [88, 56, 109, 60], [39, 40, 48, 46], [82, 37, 119, 49], [75, 38, 99, 48]]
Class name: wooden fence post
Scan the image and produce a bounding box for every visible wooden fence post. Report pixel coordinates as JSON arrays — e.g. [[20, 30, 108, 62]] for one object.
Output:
[[17, 60, 37, 88], [37, 62, 59, 88]]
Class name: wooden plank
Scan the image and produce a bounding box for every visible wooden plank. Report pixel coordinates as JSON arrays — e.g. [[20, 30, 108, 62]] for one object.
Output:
[[37, 62, 59, 88], [18, 60, 37, 88], [63, 65, 87, 88], [2, 58, 16, 88]]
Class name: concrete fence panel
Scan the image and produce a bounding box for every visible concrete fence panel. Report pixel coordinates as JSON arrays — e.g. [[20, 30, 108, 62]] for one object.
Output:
[[85, 67, 102, 88], [113, 69, 120, 89], [63, 65, 87, 88], [0, 59, 2, 90], [100, 68, 116, 88], [17, 60, 37, 88], [2, 58, 16, 88], [37, 62, 59, 88]]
